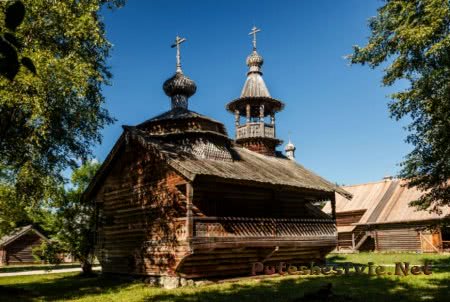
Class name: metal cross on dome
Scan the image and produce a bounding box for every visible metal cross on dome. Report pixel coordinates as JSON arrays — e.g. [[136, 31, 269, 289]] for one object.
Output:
[[249, 26, 261, 50], [171, 35, 186, 73]]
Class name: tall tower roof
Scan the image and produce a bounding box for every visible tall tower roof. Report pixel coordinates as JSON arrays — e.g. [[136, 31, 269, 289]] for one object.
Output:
[[240, 51, 270, 98]]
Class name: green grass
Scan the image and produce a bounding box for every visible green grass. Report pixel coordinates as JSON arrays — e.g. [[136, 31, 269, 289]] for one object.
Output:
[[326, 252, 450, 266], [0, 253, 449, 302]]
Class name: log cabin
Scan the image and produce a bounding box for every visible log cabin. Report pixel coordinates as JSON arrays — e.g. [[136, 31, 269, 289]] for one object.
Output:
[[84, 31, 351, 279], [322, 177, 450, 253], [0, 225, 48, 265]]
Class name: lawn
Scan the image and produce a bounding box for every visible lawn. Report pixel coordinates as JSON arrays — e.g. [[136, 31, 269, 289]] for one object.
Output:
[[326, 252, 450, 267], [0, 253, 449, 302]]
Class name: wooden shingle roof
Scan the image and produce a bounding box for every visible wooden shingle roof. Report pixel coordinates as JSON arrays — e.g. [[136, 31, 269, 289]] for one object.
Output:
[[323, 179, 450, 225], [138, 134, 351, 197], [84, 128, 351, 200]]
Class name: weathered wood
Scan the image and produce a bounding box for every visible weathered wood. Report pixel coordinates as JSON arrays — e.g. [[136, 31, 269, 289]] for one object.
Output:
[[336, 210, 366, 226], [374, 228, 421, 252], [4, 233, 44, 265], [192, 217, 335, 238], [186, 183, 194, 240], [93, 137, 338, 278]]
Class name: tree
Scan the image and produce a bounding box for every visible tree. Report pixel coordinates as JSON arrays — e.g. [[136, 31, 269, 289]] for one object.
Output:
[[51, 160, 101, 275], [0, 163, 58, 237], [349, 0, 450, 213], [0, 1, 36, 80], [0, 0, 124, 211]]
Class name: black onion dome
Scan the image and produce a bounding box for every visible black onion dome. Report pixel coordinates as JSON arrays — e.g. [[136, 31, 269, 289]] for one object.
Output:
[[163, 72, 197, 98]]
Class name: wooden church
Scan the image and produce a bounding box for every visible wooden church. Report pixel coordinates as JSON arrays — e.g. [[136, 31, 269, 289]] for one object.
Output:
[[84, 29, 351, 279]]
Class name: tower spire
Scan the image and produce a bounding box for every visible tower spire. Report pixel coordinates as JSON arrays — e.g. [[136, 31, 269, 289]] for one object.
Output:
[[171, 35, 186, 74], [163, 35, 196, 109], [226, 27, 285, 156]]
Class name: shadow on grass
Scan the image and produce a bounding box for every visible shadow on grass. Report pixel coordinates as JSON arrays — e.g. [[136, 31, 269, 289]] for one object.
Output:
[[325, 254, 347, 263], [0, 273, 136, 302], [0, 266, 449, 302], [145, 273, 450, 302], [422, 255, 450, 273]]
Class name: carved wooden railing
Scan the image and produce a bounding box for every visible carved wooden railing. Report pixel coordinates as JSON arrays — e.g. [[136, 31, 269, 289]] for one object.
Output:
[[193, 217, 336, 238], [236, 123, 275, 139]]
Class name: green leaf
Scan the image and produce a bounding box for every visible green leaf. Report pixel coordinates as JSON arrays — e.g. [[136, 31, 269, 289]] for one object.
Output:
[[0, 38, 19, 80], [3, 33, 21, 49], [21, 57, 36, 74], [5, 1, 26, 31]]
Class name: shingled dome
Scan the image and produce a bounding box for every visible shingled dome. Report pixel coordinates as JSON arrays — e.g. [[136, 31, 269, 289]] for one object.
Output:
[[163, 72, 197, 99]]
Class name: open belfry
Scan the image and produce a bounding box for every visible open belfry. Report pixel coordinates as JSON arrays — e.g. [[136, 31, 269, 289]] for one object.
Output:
[[226, 26, 283, 156], [84, 27, 351, 279]]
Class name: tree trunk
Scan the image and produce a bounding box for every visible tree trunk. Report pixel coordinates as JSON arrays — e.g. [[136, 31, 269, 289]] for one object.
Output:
[[81, 260, 92, 275]]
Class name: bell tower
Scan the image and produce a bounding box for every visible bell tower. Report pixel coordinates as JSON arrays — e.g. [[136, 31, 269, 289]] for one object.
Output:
[[226, 27, 284, 156]]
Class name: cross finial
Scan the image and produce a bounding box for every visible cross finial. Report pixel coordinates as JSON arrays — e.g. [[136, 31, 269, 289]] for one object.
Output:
[[171, 35, 186, 73], [249, 26, 261, 51]]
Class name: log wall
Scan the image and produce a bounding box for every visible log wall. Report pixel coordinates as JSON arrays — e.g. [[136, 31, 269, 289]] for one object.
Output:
[[95, 145, 189, 276], [369, 223, 441, 252], [176, 246, 330, 278], [4, 232, 44, 265], [374, 228, 421, 252]]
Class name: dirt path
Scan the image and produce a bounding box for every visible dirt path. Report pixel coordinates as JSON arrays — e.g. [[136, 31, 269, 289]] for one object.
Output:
[[0, 266, 101, 277]]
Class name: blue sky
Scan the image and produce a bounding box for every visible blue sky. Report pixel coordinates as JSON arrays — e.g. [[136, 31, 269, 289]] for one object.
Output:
[[98, 0, 411, 185]]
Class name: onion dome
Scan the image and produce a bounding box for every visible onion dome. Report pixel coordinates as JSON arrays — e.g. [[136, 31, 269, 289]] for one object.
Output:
[[163, 72, 197, 100], [163, 36, 197, 109], [246, 50, 264, 74]]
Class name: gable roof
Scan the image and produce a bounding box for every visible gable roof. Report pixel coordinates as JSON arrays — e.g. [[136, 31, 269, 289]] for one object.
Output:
[[0, 225, 48, 247], [323, 179, 450, 225], [84, 128, 352, 201]]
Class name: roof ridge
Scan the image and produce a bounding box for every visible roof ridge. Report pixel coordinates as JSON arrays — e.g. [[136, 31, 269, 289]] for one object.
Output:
[[342, 179, 395, 188], [0, 225, 35, 246]]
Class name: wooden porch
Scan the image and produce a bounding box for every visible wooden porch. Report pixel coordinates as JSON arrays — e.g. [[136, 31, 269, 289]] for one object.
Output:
[[193, 216, 335, 237], [176, 217, 336, 240], [173, 216, 337, 278]]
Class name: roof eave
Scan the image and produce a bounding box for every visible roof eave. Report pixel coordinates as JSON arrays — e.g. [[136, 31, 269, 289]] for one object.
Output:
[[226, 96, 285, 113]]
